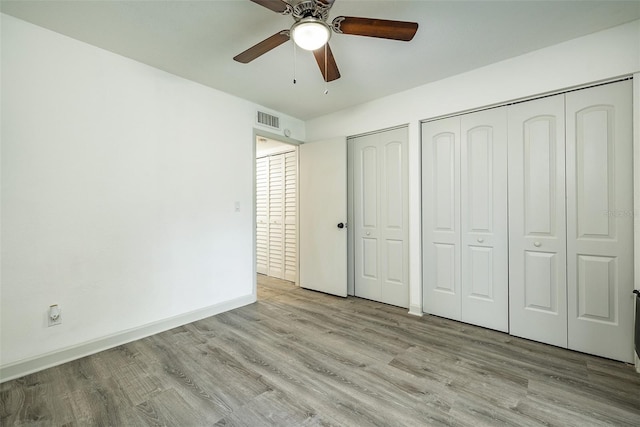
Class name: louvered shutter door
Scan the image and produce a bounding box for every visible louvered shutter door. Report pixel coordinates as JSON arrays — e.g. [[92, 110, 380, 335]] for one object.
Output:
[[283, 151, 298, 282], [268, 154, 285, 279]]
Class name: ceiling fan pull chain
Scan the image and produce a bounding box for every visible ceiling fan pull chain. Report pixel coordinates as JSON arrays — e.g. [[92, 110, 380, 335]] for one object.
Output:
[[293, 41, 297, 84]]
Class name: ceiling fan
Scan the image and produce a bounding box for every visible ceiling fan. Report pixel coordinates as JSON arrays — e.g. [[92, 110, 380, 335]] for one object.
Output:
[[233, 0, 419, 82]]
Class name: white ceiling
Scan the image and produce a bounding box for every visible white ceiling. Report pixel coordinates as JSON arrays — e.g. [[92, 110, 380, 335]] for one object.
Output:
[[256, 136, 296, 157], [2, 0, 639, 120]]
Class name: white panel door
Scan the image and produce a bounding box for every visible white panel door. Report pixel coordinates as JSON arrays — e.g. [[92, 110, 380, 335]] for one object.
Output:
[[283, 151, 298, 282], [422, 117, 461, 320], [566, 80, 634, 362], [256, 156, 269, 275], [353, 133, 380, 301], [268, 154, 284, 279], [353, 127, 409, 307], [299, 139, 348, 297], [508, 94, 567, 347], [460, 108, 509, 332], [379, 129, 409, 307]]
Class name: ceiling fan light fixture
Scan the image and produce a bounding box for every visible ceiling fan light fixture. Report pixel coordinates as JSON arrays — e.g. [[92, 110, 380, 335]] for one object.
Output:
[[291, 18, 331, 51]]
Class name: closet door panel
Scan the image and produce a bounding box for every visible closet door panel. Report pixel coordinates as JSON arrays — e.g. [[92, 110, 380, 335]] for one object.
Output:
[[354, 139, 381, 301], [354, 127, 409, 307], [566, 80, 634, 362], [283, 151, 298, 282], [380, 129, 409, 307], [461, 108, 508, 332], [524, 252, 559, 310], [433, 243, 456, 294], [466, 127, 492, 231], [468, 246, 493, 299], [422, 117, 461, 320], [508, 95, 567, 347], [268, 154, 285, 279]]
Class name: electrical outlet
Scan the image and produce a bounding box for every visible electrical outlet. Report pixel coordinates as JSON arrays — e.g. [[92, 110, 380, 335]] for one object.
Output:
[[48, 304, 62, 327]]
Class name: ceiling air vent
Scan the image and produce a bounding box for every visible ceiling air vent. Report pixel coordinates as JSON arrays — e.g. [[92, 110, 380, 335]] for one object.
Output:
[[256, 111, 280, 130]]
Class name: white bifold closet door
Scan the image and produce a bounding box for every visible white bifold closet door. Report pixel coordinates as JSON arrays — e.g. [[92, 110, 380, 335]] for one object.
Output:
[[422, 109, 508, 331], [352, 127, 409, 308], [507, 80, 633, 362], [423, 80, 633, 361], [422, 117, 462, 320], [256, 151, 297, 282], [565, 81, 634, 362], [508, 94, 568, 347], [460, 109, 509, 332]]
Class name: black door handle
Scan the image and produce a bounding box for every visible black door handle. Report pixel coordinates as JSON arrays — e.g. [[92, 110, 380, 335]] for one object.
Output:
[[633, 289, 640, 296], [337, 222, 345, 229]]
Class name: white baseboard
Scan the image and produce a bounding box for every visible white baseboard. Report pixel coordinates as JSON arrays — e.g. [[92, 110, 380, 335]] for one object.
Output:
[[408, 304, 423, 317], [0, 294, 256, 383]]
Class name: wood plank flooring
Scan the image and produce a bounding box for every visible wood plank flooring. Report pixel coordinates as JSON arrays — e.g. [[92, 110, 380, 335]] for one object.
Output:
[[2, 274, 640, 426]]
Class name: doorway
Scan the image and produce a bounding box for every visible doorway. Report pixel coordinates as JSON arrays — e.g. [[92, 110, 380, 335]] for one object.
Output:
[[255, 135, 299, 285]]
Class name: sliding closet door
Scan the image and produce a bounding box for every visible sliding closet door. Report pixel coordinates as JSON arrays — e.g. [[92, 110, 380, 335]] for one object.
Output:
[[566, 80, 634, 362], [460, 108, 508, 332], [422, 117, 461, 320], [256, 156, 269, 275], [508, 95, 567, 347]]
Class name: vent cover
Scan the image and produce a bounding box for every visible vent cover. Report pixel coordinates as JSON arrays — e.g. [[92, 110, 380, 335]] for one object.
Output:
[[257, 111, 280, 130]]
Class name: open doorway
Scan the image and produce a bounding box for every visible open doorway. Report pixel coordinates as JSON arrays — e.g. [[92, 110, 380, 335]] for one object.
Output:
[[255, 135, 299, 297]]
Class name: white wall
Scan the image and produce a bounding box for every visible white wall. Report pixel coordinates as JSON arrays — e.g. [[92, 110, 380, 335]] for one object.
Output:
[[306, 20, 640, 315], [0, 14, 304, 380]]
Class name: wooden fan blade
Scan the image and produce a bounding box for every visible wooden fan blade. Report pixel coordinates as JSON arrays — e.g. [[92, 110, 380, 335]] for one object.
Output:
[[250, 0, 290, 14], [316, 0, 336, 9], [233, 31, 290, 63], [313, 43, 340, 82], [332, 16, 418, 41]]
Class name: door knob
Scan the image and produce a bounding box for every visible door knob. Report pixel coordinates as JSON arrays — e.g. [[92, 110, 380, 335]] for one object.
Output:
[[366, 231, 370, 236], [337, 222, 345, 229], [477, 238, 484, 243], [534, 242, 541, 247]]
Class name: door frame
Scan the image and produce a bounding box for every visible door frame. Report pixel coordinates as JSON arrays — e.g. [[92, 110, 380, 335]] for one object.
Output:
[[252, 128, 303, 297], [632, 72, 640, 372]]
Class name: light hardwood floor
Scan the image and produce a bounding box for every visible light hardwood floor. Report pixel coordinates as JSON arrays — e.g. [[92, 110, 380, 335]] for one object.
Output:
[[2, 275, 640, 426]]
